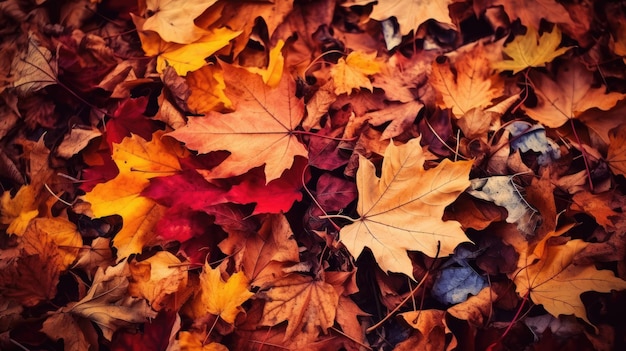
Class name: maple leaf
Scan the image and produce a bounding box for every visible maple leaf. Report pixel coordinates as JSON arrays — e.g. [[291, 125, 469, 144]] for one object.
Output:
[[218, 214, 300, 289], [493, 26, 571, 74], [607, 123, 626, 177], [368, 0, 453, 36], [339, 137, 473, 277], [331, 51, 382, 95], [188, 263, 254, 324], [0, 185, 39, 236], [397, 309, 456, 351], [260, 273, 339, 345], [168, 63, 307, 182], [365, 100, 424, 140], [81, 132, 183, 260], [514, 239, 626, 330], [128, 251, 189, 311], [105, 96, 154, 149], [140, 0, 218, 44], [61, 261, 157, 340], [523, 60, 625, 128], [430, 43, 504, 117]]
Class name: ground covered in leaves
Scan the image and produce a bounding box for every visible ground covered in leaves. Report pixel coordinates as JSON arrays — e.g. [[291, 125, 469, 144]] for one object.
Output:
[[2, 0, 626, 350]]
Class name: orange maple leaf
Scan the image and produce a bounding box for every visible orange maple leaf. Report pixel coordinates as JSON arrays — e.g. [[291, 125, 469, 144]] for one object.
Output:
[[431, 42, 504, 117], [514, 238, 626, 331], [168, 63, 307, 182], [368, 0, 453, 35], [339, 137, 473, 277], [524, 60, 625, 128]]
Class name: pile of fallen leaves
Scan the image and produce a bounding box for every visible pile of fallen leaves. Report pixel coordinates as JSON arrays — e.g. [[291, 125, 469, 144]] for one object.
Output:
[[2, 0, 626, 350]]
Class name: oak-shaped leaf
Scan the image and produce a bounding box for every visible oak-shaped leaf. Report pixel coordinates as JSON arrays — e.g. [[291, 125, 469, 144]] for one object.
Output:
[[169, 63, 307, 182], [513, 239, 626, 331], [61, 261, 157, 340], [523, 60, 625, 128], [340, 137, 473, 277], [493, 26, 571, 74], [187, 263, 254, 325], [259, 273, 339, 345]]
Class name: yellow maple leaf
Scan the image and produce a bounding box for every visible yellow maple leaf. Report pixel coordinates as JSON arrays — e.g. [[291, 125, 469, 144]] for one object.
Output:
[[140, 0, 219, 44], [81, 132, 183, 260], [331, 51, 382, 95], [430, 42, 504, 117], [132, 14, 241, 75], [245, 40, 285, 88], [369, 0, 453, 36], [1, 185, 39, 236], [523, 60, 625, 128], [514, 239, 626, 331], [260, 273, 339, 345], [339, 137, 473, 277], [493, 26, 572, 74], [190, 263, 254, 324]]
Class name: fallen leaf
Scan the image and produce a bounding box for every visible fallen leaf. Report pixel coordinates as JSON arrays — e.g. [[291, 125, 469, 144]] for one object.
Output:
[[21, 217, 82, 270], [514, 239, 626, 331], [431, 43, 504, 117], [11, 34, 57, 96], [447, 287, 498, 327], [62, 261, 157, 340], [523, 60, 625, 128], [0, 185, 39, 236], [81, 132, 183, 260], [607, 123, 626, 177], [105, 96, 154, 149], [493, 26, 571, 74], [369, 0, 453, 35], [169, 63, 307, 182], [178, 331, 229, 351], [340, 137, 473, 277], [331, 51, 382, 95], [56, 126, 102, 158], [189, 264, 254, 324], [397, 309, 455, 351], [245, 40, 285, 88], [186, 63, 232, 114], [260, 273, 339, 345], [365, 100, 424, 140], [140, 0, 218, 44], [41, 313, 89, 351], [128, 251, 188, 311], [218, 213, 299, 289]]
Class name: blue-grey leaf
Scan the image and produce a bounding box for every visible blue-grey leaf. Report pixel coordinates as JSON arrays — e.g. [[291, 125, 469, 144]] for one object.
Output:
[[432, 266, 487, 305]]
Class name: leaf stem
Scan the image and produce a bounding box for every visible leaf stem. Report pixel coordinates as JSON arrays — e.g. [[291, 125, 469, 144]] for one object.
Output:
[[568, 118, 594, 191], [365, 270, 430, 333]]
